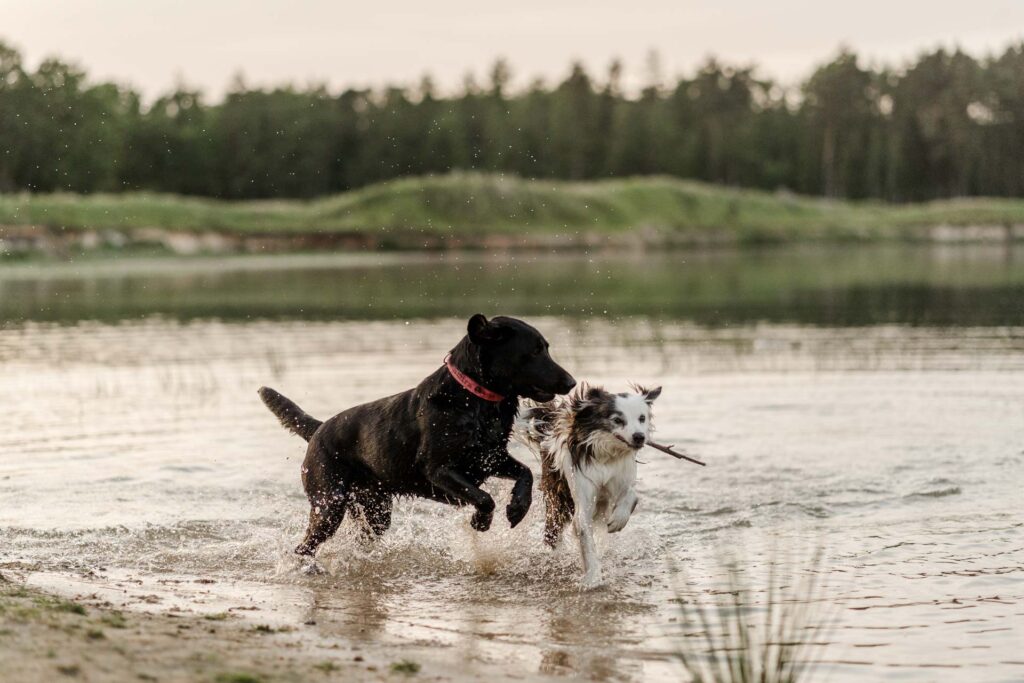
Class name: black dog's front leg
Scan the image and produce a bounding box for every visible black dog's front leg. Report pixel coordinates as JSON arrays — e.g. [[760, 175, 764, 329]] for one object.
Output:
[[427, 466, 496, 531], [492, 455, 533, 528]]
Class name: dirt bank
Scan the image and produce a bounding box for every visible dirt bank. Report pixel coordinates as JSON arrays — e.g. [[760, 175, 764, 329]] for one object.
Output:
[[3, 220, 1023, 260], [0, 571, 507, 683]]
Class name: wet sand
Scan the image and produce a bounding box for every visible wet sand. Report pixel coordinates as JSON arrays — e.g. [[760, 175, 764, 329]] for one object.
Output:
[[1, 571, 556, 683]]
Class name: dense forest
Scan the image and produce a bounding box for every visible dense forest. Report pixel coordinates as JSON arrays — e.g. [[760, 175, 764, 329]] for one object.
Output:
[[1, 40, 1023, 202]]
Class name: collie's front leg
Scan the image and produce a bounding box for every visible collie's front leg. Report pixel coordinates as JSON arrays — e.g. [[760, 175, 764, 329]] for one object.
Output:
[[569, 471, 602, 588], [607, 488, 638, 533]]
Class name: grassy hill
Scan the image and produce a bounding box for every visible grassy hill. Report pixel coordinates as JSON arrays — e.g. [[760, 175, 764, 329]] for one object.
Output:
[[2, 173, 1024, 248]]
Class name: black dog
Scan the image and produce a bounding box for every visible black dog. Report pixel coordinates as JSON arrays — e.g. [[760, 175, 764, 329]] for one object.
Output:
[[259, 314, 576, 561]]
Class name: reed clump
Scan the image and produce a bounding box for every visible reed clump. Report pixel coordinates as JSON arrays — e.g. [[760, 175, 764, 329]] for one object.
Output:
[[673, 550, 833, 683]]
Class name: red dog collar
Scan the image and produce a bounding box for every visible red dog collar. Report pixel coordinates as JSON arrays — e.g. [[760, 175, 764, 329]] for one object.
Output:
[[444, 354, 505, 402]]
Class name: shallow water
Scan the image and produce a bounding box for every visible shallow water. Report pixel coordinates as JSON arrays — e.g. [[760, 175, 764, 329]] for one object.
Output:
[[2, 247, 1023, 681]]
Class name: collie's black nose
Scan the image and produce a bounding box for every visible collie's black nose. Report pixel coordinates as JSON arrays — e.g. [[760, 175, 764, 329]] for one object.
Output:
[[632, 433, 646, 447]]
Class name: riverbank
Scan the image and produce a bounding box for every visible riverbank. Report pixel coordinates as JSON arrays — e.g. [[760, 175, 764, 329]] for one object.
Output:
[[1, 571, 517, 683], [2, 174, 1024, 257], [0, 573, 364, 683]]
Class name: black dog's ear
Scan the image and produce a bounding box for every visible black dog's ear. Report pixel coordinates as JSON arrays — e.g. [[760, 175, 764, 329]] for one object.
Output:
[[467, 314, 505, 345]]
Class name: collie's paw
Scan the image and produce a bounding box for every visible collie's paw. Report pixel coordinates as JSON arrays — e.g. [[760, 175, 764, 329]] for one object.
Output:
[[580, 571, 604, 590], [607, 514, 630, 534], [299, 558, 327, 576]]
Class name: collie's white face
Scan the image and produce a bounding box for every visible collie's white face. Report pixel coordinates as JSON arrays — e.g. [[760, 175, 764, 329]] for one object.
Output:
[[609, 392, 657, 449]]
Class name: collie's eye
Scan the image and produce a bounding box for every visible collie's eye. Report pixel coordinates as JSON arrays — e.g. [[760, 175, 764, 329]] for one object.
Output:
[[639, 415, 646, 423], [612, 416, 625, 427]]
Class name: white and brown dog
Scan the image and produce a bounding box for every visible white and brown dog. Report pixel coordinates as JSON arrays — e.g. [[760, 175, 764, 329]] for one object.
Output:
[[517, 383, 661, 587]]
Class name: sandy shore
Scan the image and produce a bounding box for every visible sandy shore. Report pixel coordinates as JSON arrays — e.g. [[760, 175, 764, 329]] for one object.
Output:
[[0, 570, 491, 683]]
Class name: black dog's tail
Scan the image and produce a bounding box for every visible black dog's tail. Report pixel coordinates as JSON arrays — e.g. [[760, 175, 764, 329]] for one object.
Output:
[[258, 387, 323, 441]]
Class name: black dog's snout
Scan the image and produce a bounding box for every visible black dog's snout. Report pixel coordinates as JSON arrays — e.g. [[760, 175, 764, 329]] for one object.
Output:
[[632, 433, 646, 447], [559, 373, 577, 394]]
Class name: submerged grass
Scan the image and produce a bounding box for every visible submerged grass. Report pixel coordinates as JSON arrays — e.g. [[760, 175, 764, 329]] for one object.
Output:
[[674, 550, 832, 683], [2, 173, 1023, 244], [213, 674, 263, 683], [390, 659, 421, 675]]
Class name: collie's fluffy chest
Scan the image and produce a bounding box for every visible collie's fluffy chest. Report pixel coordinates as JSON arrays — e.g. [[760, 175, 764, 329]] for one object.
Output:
[[551, 433, 637, 510]]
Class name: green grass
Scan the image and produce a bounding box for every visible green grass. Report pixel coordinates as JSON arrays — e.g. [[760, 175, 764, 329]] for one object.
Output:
[[203, 612, 231, 621], [2, 173, 1023, 245], [389, 660, 421, 675], [213, 674, 263, 683], [100, 612, 127, 629], [0, 585, 87, 623]]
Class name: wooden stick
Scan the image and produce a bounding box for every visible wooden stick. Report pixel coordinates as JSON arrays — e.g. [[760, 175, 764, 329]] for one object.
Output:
[[647, 440, 706, 467]]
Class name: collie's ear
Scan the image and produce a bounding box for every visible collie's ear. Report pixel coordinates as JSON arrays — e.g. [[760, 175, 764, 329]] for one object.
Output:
[[468, 313, 503, 344], [570, 381, 602, 410], [631, 383, 662, 404], [573, 382, 605, 402]]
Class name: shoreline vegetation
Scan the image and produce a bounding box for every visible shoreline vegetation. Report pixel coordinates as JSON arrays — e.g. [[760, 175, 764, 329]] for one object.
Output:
[[2, 173, 1024, 258]]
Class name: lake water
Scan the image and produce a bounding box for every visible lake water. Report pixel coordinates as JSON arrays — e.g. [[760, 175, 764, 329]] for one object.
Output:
[[1, 245, 1022, 682]]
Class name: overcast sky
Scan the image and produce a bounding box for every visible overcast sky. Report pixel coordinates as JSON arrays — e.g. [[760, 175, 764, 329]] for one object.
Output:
[[2, 0, 1022, 100]]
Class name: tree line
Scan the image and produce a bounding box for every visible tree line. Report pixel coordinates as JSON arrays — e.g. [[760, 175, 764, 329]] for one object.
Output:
[[1, 40, 1023, 202]]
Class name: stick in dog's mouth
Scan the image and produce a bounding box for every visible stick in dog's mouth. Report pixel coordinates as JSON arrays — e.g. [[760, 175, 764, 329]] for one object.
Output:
[[614, 434, 642, 450], [616, 434, 706, 467]]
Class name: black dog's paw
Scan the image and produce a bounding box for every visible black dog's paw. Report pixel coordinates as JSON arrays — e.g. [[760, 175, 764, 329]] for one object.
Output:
[[471, 507, 494, 532], [506, 493, 531, 528]]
